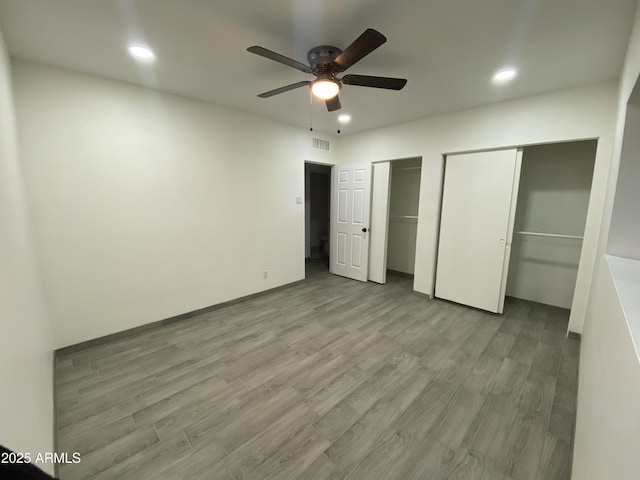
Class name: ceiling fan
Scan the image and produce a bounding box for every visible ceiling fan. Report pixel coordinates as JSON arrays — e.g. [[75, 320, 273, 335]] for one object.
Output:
[[247, 28, 407, 112]]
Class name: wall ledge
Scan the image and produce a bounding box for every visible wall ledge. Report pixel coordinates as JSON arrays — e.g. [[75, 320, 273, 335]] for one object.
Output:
[[606, 254, 640, 363]]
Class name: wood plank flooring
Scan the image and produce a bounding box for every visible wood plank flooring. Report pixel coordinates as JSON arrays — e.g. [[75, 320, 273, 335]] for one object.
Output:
[[55, 261, 579, 480]]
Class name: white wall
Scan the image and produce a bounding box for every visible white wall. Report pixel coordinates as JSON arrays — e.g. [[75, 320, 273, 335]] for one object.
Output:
[[387, 158, 421, 274], [506, 141, 596, 309], [337, 82, 618, 333], [573, 259, 640, 480], [12, 60, 335, 348], [0, 34, 54, 472], [573, 1, 640, 477]]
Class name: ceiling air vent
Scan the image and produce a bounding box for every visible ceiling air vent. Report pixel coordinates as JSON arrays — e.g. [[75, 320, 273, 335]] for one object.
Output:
[[312, 138, 330, 151]]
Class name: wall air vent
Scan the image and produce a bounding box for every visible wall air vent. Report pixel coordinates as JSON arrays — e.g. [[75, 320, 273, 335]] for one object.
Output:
[[312, 138, 330, 151]]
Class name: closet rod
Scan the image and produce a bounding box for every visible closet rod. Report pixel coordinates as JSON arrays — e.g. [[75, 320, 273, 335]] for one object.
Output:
[[394, 166, 421, 171], [516, 231, 583, 240], [389, 215, 419, 219]]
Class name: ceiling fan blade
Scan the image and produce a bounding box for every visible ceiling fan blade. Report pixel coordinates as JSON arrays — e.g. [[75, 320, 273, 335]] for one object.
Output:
[[247, 46, 312, 74], [333, 29, 387, 72], [341, 74, 407, 90], [257, 81, 311, 98], [326, 95, 341, 112]]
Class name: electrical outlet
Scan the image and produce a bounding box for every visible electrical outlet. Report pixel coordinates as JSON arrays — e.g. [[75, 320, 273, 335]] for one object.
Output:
[[263, 270, 268, 279]]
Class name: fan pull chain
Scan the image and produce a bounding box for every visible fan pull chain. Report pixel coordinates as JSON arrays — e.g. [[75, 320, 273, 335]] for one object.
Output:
[[309, 88, 314, 131]]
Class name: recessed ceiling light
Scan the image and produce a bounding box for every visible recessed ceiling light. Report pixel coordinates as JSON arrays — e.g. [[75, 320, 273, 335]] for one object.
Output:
[[128, 44, 155, 61], [338, 114, 351, 123], [493, 68, 517, 82]]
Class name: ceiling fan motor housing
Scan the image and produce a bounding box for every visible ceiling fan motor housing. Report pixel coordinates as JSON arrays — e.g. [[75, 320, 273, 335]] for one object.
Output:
[[308, 46, 342, 75]]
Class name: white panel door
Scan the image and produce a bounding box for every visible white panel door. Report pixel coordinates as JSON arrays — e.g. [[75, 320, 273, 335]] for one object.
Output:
[[368, 162, 392, 284], [332, 163, 371, 282], [435, 149, 520, 313]]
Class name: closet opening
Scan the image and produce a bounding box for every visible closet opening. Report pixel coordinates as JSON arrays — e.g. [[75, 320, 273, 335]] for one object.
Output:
[[505, 140, 597, 310], [434, 139, 597, 317], [369, 157, 422, 288], [305, 162, 332, 278]]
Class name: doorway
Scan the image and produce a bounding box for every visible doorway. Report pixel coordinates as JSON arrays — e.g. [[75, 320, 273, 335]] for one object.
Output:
[[368, 157, 422, 285], [305, 162, 332, 278], [506, 140, 597, 309], [386, 158, 422, 276]]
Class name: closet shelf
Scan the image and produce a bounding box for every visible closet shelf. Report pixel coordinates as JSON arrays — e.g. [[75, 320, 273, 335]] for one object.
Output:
[[516, 231, 583, 240]]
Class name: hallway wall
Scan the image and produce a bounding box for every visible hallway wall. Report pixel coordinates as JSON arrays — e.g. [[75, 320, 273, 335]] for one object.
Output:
[[0, 31, 54, 473]]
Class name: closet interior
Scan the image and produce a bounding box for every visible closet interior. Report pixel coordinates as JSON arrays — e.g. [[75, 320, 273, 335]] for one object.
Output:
[[369, 157, 422, 284], [388, 158, 422, 275], [506, 140, 597, 309]]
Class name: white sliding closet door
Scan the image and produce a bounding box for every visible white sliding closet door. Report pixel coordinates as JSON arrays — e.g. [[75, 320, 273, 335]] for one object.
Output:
[[331, 163, 371, 282], [435, 149, 521, 313], [368, 162, 392, 284]]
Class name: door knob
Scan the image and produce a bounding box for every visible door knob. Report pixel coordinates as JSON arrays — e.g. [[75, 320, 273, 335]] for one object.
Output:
[[362, 228, 368, 233]]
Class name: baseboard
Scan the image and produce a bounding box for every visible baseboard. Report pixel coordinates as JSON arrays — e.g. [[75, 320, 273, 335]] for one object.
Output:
[[55, 279, 305, 356], [410, 290, 432, 300]]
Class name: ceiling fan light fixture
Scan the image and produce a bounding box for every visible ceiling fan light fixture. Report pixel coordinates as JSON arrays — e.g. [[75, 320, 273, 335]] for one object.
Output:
[[311, 79, 340, 99]]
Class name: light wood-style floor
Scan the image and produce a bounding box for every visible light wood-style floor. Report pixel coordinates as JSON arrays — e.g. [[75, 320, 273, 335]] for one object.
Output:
[[55, 260, 579, 480]]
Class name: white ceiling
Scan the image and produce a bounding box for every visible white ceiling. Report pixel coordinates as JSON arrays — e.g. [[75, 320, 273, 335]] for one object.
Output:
[[0, 0, 636, 134]]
